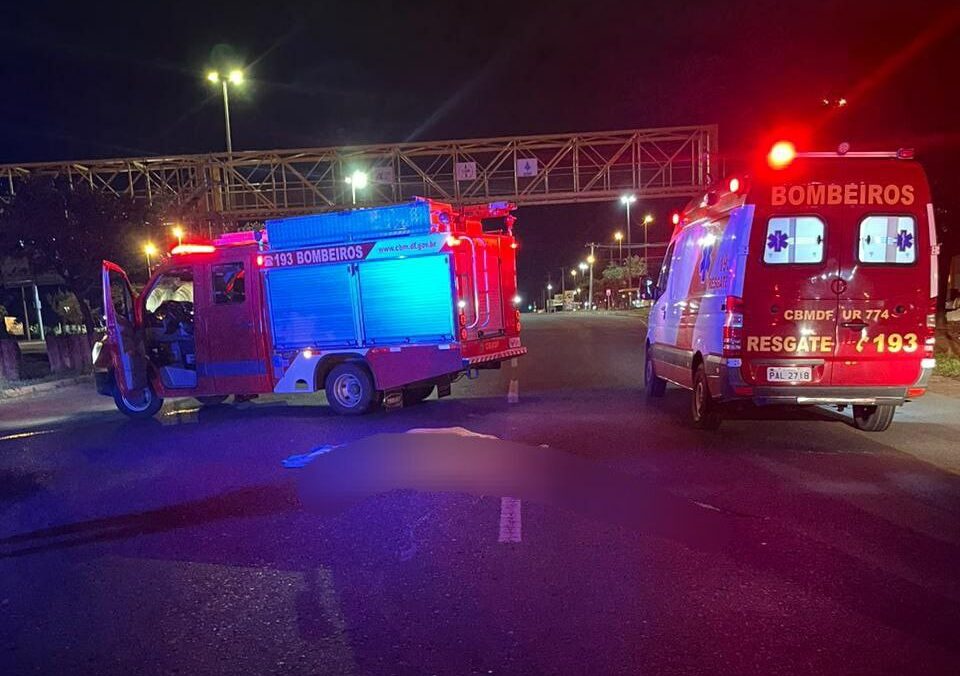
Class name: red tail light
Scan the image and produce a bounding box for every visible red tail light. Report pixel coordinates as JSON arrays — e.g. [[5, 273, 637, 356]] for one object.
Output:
[[722, 296, 744, 357], [459, 327, 467, 341], [515, 309, 521, 332], [459, 310, 467, 326], [925, 298, 936, 356]]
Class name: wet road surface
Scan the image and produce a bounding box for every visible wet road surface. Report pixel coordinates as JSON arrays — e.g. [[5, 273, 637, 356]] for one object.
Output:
[[1, 313, 959, 675]]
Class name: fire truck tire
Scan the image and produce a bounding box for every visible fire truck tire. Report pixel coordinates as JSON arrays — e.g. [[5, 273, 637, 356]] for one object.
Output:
[[691, 363, 721, 430], [325, 362, 377, 415], [113, 384, 163, 419], [644, 349, 666, 398], [852, 404, 895, 432], [403, 385, 435, 406], [196, 395, 229, 406]]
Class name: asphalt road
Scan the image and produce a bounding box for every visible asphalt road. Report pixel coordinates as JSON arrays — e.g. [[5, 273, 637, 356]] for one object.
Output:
[[1, 313, 960, 675]]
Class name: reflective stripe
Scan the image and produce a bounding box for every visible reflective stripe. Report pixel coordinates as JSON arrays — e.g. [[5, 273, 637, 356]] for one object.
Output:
[[197, 360, 266, 377]]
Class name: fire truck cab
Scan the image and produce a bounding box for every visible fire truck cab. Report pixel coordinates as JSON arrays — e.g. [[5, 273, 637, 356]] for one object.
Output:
[[95, 199, 525, 417], [645, 143, 938, 431]]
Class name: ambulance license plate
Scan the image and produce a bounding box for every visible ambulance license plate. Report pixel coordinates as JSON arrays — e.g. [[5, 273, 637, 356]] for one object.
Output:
[[767, 367, 812, 383]]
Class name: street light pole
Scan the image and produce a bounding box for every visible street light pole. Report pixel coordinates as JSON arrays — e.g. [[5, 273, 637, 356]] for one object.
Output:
[[587, 246, 596, 311], [620, 194, 636, 301], [220, 79, 233, 155], [144, 242, 158, 276], [207, 69, 244, 155], [642, 214, 654, 286], [344, 170, 368, 205]]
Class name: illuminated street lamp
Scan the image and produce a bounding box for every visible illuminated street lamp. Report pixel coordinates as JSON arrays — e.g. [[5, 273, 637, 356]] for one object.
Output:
[[586, 254, 596, 310], [206, 68, 244, 155], [642, 214, 654, 278], [171, 224, 185, 246], [620, 194, 637, 295], [614, 231, 623, 262], [144, 242, 158, 275], [344, 170, 368, 205]]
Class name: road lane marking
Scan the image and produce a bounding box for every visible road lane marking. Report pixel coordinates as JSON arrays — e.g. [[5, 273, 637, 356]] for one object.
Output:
[[0, 429, 56, 442], [507, 379, 519, 403], [498, 497, 522, 543]]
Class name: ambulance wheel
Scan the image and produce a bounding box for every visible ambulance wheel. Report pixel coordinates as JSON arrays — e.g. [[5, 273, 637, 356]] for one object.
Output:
[[691, 364, 721, 430], [852, 404, 895, 432], [645, 350, 666, 398], [113, 384, 163, 419], [325, 362, 376, 415], [196, 395, 229, 406], [403, 385, 434, 406]]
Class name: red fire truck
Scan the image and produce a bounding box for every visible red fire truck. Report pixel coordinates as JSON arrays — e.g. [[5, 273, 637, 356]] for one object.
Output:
[[94, 199, 526, 418]]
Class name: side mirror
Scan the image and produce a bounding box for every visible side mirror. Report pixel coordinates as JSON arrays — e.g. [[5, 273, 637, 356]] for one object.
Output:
[[641, 278, 657, 301]]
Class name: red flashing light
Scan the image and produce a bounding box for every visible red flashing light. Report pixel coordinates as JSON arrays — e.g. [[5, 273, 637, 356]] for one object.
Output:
[[256, 254, 264, 266], [767, 141, 796, 169], [446, 235, 461, 247], [510, 241, 519, 249], [897, 148, 915, 160], [728, 177, 741, 193], [171, 243, 216, 255], [671, 212, 680, 226]]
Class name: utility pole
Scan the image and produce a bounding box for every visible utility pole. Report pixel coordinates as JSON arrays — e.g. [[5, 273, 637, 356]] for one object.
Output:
[[587, 243, 596, 311]]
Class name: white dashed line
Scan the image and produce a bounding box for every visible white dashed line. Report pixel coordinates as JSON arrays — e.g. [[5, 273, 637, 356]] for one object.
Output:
[[507, 378, 519, 403], [498, 497, 522, 543]]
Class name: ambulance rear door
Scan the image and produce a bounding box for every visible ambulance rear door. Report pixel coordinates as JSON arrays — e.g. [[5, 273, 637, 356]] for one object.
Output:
[[832, 162, 930, 386], [742, 185, 840, 387]]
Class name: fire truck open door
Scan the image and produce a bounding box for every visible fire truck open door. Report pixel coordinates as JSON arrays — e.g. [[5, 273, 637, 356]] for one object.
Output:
[[102, 261, 150, 401]]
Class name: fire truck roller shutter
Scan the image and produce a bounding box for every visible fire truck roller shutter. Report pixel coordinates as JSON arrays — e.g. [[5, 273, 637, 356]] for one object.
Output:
[[357, 256, 456, 344], [266, 264, 359, 349]]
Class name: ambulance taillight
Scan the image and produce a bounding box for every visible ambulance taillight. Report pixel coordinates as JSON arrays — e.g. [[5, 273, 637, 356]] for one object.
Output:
[[722, 296, 745, 357]]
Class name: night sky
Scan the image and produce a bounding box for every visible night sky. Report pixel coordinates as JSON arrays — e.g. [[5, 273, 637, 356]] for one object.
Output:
[[2, 0, 959, 298]]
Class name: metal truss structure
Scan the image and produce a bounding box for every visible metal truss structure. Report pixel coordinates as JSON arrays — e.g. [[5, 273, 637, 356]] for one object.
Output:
[[0, 125, 717, 221]]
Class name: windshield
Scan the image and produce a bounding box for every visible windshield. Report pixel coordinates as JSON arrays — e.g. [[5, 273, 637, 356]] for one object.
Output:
[[144, 267, 194, 313]]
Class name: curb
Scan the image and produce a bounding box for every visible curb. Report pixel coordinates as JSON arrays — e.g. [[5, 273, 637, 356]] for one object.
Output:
[[0, 375, 93, 401]]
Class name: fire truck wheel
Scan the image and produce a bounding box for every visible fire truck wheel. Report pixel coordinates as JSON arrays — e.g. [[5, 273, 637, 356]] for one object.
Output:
[[644, 350, 666, 398], [113, 384, 164, 419], [852, 404, 896, 432], [691, 363, 721, 430], [325, 362, 377, 415], [196, 395, 229, 406], [403, 385, 435, 406]]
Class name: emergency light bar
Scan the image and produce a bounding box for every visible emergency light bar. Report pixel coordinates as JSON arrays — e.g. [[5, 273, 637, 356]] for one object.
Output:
[[171, 244, 216, 255]]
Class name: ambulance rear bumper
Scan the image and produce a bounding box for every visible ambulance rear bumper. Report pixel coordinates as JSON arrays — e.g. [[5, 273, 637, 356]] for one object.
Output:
[[718, 363, 933, 406], [750, 387, 908, 406]]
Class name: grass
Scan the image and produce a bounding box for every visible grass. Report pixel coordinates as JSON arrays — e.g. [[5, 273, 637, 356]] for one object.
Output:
[[934, 353, 960, 379]]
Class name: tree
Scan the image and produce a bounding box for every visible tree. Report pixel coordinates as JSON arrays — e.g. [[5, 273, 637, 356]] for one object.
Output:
[[600, 256, 647, 286], [48, 290, 85, 327], [0, 176, 156, 337]]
